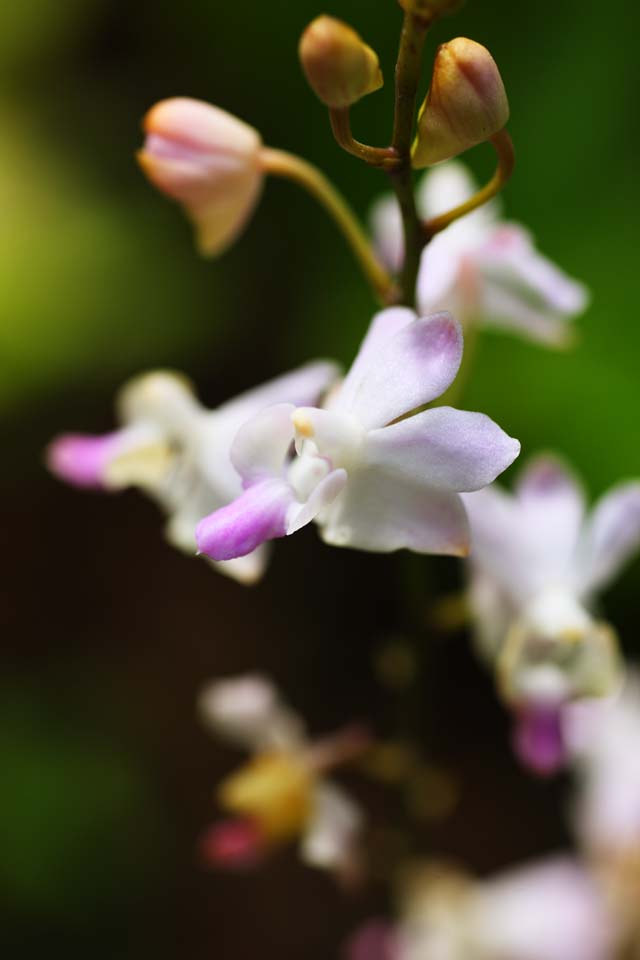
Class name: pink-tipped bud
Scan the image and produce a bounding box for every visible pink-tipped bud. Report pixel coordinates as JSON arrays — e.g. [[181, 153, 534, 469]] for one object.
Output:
[[299, 16, 383, 109], [412, 38, 509, 168], [137, 97, 264, 257]]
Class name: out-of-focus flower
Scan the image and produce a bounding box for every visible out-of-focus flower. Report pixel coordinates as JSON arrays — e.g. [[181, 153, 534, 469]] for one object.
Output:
[[566, 672, 640, 945], [137, 97, 264, 257], [46, 362, 338, 584], [371, 161, 589, 346], [198, 675, 364, 877], [413, 38, 509, 168], [348, 857, 615, 960], [463, 455, 640, 775], [196, 308, 520, 562], [299, 16, 383, 109]]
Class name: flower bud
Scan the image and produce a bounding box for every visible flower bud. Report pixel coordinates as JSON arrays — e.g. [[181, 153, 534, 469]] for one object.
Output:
[[137, 97, 264, 257], [299, 16, 383, 109], [412, 38, 509, 168]]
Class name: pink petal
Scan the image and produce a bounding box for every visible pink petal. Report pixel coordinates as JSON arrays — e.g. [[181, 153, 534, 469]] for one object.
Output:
[[46, 432, 124, 490], [196, 479, 293, 560], [337, 308, 416, 412], [576, 481, 640, 596]]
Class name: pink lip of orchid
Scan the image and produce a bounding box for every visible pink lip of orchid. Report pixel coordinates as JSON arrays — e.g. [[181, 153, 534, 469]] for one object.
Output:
[[371, 161, 589, 346], [46, 361, 340, 585], [463, 455, 640, 775], [198, 674, 363, 876], [196, 307, 521, 563]]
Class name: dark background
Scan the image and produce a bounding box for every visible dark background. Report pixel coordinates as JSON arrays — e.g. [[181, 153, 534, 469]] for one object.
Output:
[[2, 1, 639, 957]]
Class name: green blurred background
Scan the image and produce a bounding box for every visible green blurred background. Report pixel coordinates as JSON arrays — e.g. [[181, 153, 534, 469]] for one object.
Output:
[[2, 1, 639, 957]]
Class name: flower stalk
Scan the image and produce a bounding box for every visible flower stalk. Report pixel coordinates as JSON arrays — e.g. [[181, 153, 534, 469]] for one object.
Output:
[[388, 8, 433, 307], [259, 147, 398, 304], [423, 129, 515, 238]]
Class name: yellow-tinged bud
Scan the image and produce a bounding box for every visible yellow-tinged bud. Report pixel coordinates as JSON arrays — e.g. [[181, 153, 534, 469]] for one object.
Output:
[[217, 753, 313, 842], [137, 97, 264, 257], [412, 37, 509, 168], [299, 16, 383, 109]]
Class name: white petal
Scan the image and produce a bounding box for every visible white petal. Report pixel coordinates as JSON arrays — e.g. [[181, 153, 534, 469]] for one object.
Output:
[[117, 371, 201, 434], [576, 481, 640, 596], [320, 468, 470, 556], [230, 403, 295, 483], [211, 547, 271, 585], [477, 277, 576, 346], [286, 468, 348, 535], [336, 307, 416, 413], [347, 314, 463, 429], [198, 674, 305, 751], [300, 781, 362, 871], [366, 407, 520, 492], [216, 361, 340, 433], [472, 857, 615, 960], [416, 161, 500, 228], [370, 193, 404, 272]]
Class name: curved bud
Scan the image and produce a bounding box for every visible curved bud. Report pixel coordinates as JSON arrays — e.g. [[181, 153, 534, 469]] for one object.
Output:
[[412, 37, 509, 168], [299, 16, 383, 109], [137, 97, 264, 257]]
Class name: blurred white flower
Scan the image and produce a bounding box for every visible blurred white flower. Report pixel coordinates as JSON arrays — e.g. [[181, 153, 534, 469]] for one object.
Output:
[[47, 362, 338, 584], [198, 674, 364, 877], [371, 161, 589, 346], [348, 857, 615, 960], [463, 455, 640, 775]]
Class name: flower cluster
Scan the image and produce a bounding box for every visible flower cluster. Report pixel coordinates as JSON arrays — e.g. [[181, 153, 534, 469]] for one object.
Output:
[[45, 1, 640, 957]]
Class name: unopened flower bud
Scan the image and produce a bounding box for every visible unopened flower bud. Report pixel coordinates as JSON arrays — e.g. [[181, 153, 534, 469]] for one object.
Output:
[[299, 16, 383, 109], [412, 38, 509, 168], [137, 97, 264, 257]]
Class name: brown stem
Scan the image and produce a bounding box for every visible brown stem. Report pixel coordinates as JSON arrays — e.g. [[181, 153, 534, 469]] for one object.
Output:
[[387, 9, 432, 307], [329, 108, 400, 169]]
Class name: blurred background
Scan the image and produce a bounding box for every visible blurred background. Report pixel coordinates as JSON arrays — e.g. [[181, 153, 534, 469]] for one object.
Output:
[[2, 1, 639, 956]]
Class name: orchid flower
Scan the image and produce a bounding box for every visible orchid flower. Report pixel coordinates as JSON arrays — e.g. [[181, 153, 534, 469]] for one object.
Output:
[[347, 857, 615, 960], [46, 362, 338, 584], [371, 161, 589, 346], [463, 455, 640, 775], [564, 671, 640, 945], [197, 674, 364, 877], [196, 308, 520, 563]]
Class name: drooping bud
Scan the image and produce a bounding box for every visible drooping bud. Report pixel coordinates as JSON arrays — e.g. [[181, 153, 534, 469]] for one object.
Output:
[[299, 16, 383, 109], [137, 97, 264, 257], [412, 38, 509, 168]]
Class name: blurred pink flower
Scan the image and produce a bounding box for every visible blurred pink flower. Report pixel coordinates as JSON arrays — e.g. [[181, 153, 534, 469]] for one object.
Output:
[[371, 161, 589, 346]]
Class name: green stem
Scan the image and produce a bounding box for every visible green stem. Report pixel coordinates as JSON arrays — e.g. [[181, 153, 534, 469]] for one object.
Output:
[[388, 9, 432, 307], [259, 147, 398, 305]]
